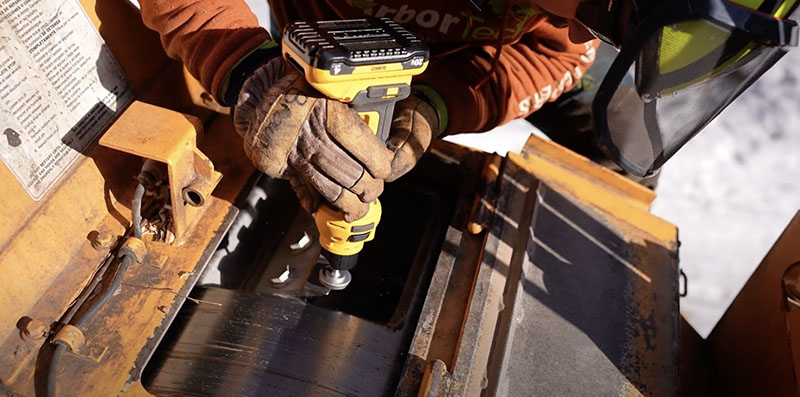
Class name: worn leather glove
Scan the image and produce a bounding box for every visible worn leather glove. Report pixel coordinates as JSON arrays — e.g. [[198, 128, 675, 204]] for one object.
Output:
[[233, 58, 436, 221], [384, 94, 437, 181]]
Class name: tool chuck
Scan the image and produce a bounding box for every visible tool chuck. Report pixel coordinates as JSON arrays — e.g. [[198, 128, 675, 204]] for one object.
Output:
[[319, 267, 352, 290]]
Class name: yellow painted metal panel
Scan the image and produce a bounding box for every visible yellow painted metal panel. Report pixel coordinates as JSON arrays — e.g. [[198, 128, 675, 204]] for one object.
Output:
[[509, 135, 677, 245], [0, 1, 256, 394]]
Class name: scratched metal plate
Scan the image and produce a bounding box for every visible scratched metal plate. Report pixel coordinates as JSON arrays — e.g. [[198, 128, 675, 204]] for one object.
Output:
[[495, 184, 679, 396], [142, 155, 467, 396], [142, 287, 410, 396]]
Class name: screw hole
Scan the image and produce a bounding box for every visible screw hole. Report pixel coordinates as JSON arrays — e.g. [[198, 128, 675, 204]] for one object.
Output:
[[182, 188, 204, 207]]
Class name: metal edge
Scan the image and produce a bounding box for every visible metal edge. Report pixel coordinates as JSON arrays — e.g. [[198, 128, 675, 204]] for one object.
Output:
[[125, 203, 241, 386]]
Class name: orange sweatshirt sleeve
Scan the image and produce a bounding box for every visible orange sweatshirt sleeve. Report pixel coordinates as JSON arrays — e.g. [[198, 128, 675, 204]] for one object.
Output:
[[139, 0, 273, 104], [416, 22, 599, 135]]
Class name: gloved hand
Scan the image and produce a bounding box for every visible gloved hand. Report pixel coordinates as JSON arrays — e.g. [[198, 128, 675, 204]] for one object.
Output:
[[233, 58, 436, 221]]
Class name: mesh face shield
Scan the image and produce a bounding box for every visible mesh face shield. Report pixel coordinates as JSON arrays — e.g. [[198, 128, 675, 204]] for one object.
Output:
[[578, 0, 799, 176]]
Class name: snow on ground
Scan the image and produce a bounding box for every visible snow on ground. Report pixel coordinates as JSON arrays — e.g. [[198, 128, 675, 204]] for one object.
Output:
[[243, 0, 800, 337], [443, 118, 544, 156]]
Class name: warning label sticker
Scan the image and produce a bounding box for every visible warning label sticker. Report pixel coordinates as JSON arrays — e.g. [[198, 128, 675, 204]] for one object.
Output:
[[0, 0, 133, 200]]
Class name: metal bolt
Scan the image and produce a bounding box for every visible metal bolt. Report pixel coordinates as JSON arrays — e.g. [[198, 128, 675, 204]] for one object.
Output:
[[20, 318, 47, 342], [90, 231, 115, 250]]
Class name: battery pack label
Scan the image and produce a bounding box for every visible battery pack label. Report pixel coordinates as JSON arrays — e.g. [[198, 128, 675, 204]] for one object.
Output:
[[0, 0, 133, 200]]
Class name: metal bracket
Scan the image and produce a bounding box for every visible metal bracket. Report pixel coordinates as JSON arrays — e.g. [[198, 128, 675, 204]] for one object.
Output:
[[53, 325, 108, 362], [419, 360, 456, 396], [120, 237, 146, 263], [99, 101, 222, 244], [466, 154, 503, 235]]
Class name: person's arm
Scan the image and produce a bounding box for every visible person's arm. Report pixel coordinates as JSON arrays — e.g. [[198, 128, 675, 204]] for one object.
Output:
[[415, 21, 599, 136], [139, 0, 278, 105], [138, 1, 436, 220]]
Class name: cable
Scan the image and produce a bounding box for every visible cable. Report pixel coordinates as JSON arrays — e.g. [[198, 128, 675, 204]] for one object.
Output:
[[59, 181, 144, 329], [47, 342, 65, 397], [132, 183, 145, 239], [75, 249, 135, 328], [46, 249, 136, 397], [48, 166, 146, 396], [58, 253, 116, 327]]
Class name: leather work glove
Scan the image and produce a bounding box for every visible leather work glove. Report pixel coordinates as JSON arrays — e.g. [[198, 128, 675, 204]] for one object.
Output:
[[233, 58, 436, 221]]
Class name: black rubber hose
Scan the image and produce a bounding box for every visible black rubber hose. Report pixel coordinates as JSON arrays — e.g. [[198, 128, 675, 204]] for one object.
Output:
[[47, 342, 66, 397], [131, 183, 145, 239], [58, 253, 115, 326], [75, 249, 135, 329], [46, 249, 136, 397], [49, 171, 145, 396]]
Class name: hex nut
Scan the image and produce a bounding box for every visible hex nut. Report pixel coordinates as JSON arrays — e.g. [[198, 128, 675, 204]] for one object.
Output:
[[91, 231, 115, 250], [20, 318, 47, 342]]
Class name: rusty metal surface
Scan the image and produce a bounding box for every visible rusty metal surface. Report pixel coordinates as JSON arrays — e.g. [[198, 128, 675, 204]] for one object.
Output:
[[496, 183, 679, 396], [0, 0, 245, 395], [395, 226, 463, 397], [100, 101, 223, 243], [2, 168, 246, 396], [481, 162, 539, 396], [0, 78, 248, 397], [396, 142, 491, 397], [450, 159, 536, 396], [404, 136, 679, 396], [0, 143, 130, 387], [1, 105, 255, 395], [42, 192, 242, 397], [707, 212, 800, 396], [0, 1, 258, 394], [493, 137, 678, 396]]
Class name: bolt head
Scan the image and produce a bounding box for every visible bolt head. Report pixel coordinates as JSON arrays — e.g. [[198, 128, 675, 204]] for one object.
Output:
[[21, 319, 47, 342], [91, 231, 115, 250]]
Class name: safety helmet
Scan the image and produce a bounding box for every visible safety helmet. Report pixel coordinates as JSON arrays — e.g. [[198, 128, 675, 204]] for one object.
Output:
[[576, 0, 799, 176]]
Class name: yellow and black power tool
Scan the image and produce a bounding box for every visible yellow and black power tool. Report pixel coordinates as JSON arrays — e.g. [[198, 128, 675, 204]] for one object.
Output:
[[282, 18, 429, 290]]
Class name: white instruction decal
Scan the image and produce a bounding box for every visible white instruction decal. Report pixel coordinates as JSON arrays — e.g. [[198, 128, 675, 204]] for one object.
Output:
[[0, 0, 133, 200]]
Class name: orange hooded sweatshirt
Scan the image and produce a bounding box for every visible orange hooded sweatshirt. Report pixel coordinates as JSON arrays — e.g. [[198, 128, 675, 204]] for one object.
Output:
[[139, 0, 598, 135]]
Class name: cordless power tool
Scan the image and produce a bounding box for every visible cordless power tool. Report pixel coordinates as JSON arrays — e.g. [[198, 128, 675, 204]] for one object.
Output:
[[282, 18, 429, 290]]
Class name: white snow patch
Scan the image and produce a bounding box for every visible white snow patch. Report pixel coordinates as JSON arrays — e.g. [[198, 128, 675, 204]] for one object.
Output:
[[443, 118, 545, 156]]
